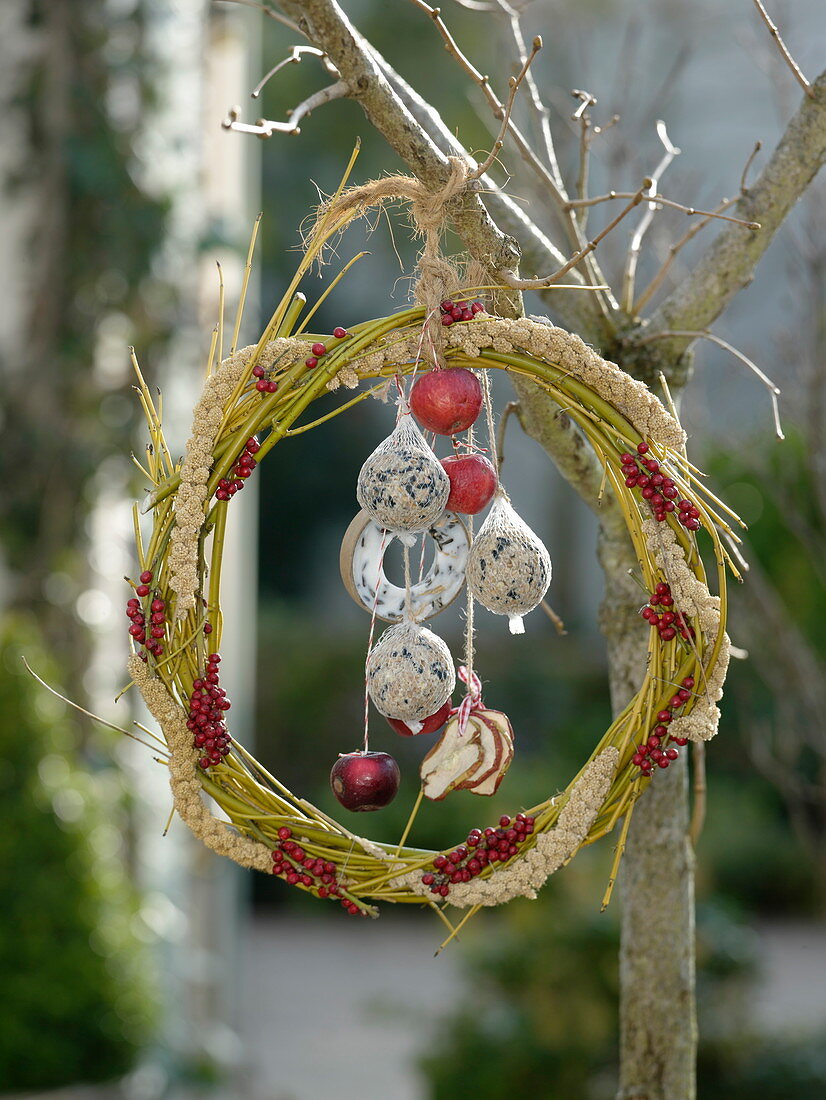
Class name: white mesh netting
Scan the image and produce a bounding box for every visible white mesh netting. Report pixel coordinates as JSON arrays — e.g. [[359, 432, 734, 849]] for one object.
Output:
[[366, 618, 456, 722], [466, 494, 552, 634], [356, 414, 450, 539]]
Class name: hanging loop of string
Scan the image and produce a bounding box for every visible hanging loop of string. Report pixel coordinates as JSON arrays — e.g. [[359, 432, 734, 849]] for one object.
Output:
[[309, 157, 470, 370]]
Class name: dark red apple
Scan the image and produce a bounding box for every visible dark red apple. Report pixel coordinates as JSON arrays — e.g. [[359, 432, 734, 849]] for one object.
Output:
[[386, 699, 454, 737], [330, 751, 401, 811], [409, 368, 483, 435], [440, 454, 498, 514]]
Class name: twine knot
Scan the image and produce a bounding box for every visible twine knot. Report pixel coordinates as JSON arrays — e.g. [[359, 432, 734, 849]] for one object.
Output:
[[456, 664, 484, 736], [310, 157, 471, 366]]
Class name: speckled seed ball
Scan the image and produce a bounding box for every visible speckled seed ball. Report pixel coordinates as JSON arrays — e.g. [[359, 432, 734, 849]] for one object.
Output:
[[356, 414, 450, 535], [367, 619, 456, 723], [466, 494, 552, 634]]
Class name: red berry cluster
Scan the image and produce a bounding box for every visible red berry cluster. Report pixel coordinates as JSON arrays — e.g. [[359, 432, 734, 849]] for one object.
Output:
[[439, 298, 485, 326], [421, 813, 535, 898], [271, 827, 364, 916], [215, 437, 259, 502], [186, 653, 232, 769], [126, 571, 167, 660], [631, 676, 695, 776], [640, 582, 696, 643], [252, 363, 278, 393], [304, 327, 349, 370], [620, 443, 702, 531]]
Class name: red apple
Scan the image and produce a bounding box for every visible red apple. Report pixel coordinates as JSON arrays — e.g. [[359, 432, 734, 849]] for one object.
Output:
[[330, 751, 401, 811], [409, 368, 483, 435], [386, 699, 454, 737], [440, 454, 498, 514]]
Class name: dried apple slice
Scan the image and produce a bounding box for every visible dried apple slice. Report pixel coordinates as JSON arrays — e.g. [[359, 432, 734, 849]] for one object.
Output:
[[420, 717, 483, 800], [463, 709, 514, 796], [454, 714, 504, 790]]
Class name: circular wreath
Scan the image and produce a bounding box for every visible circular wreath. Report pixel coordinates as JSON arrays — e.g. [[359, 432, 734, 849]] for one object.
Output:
[[125, 185, 734, 936]]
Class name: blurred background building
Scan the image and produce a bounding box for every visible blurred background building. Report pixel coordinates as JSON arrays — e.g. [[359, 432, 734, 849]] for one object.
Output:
[[0, 1, 824, 1098]]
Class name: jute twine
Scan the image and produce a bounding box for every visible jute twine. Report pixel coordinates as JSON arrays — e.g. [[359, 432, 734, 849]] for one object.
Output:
[[313, 157, 470, 365]]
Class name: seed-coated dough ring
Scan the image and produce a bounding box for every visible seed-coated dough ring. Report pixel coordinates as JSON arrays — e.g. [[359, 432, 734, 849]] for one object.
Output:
[[339, 509, 469, 622]]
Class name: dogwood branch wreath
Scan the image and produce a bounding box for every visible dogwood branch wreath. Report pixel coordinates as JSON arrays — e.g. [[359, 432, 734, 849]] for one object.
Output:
[[125, 189, 736, 941]]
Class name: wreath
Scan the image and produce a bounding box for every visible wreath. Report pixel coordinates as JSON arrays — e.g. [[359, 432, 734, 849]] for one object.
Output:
[[125, 162, 734, 944]]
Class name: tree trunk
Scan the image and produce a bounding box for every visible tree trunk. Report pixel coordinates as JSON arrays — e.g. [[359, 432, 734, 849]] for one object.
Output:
[[598, 396, 697, 1100]]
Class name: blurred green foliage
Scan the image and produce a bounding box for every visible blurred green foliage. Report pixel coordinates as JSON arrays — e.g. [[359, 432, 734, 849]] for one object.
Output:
[[0, 619, 154, 1092]]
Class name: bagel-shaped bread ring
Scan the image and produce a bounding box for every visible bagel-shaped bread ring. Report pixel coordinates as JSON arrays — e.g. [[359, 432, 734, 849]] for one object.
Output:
[[339, 509, 469, 622]]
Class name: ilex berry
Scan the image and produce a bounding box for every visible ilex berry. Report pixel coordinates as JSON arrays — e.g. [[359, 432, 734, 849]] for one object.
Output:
[[640, 583, 696, 643], [438, 298, 485, 326], [215, 438, 260, 503], [188, 652, 232, 770], [270, 829, 365, 916], [419, 813, 535, 899], [630, 675, 697, 776], [126, 577, 167, 659]]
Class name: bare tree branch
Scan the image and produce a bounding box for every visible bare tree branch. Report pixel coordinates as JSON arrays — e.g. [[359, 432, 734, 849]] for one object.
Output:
[[645, 69, 826, 356], [752, 0, 814, 98], [223, 80, 349, 136]]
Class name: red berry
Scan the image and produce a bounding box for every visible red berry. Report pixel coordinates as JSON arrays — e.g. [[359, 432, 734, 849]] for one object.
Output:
[[637, 442, 649, 454], [252, 365, 265, 377], [657, 710, 672, 723], [682, 676, 695, 689], [305, 357, 318, 369], [255, 380, 268, 392], [499, 815, 511, 827], [409, 368, 483, 435], [620, 453, 634, 464], [440, 300, 455, 312], [139, 570, 153, 584], [266, 380, 277, 393], [441, 314, 454, 326], [136, 584, 150, 597], [311, 343, 326, 357], [666, 748, 679, 760], [333, 327, 348, 339]]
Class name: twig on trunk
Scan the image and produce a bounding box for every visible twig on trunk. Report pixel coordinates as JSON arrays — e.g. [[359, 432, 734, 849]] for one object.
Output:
[[491, 0, 565, 188], [499, 181, 652, 289], [539, 599, 567, 636], [621, 121, 681, 313], [565, 188, 760, 229], [222, 0, 300, 31], [571, 89, 597, 229], [640, 328, 784, 439], [223, 80, 349, 136], [633, 141, 763, 314], [495, 399, 521, 469], [251, 45, 334, 99], [752, 0, 814, 98], [467, 35, 543, 180]]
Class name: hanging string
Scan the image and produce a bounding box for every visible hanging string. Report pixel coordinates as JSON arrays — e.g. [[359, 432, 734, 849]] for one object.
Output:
[[403, 542, 414, 620], [363, 529, 388, 752], [480, 368, 501, 480]]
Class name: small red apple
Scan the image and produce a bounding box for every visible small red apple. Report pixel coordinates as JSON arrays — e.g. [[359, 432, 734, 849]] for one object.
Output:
[[409, 368, 483, 435], [330, 751, 401, 811], [386, 699, 454, 737], [440, 454, 498, 514]]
